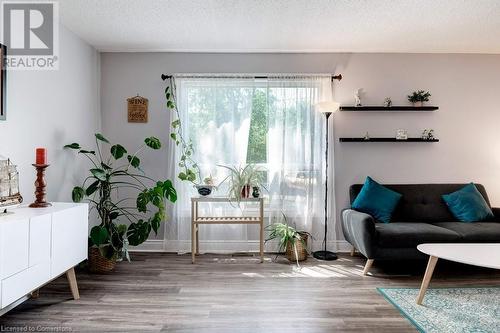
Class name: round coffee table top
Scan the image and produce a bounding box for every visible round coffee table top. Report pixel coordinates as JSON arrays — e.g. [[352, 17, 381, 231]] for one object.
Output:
[[417, 243, 500, 270]]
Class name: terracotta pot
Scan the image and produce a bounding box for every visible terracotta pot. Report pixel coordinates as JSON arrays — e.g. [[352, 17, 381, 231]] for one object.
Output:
[[88, 247, 116, 273], [241, 184, 251, 198], [286, 232, 308, 262], [413, 101, 423, 107]]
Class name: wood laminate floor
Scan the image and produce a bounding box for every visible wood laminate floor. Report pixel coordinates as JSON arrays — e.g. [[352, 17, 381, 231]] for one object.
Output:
[[1, 252, 500, 332]]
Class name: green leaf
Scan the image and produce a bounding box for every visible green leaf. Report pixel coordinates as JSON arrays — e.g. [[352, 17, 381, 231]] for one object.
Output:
[[151, 212, 162, 234], [109, 211, 119, 220], [145, 137, 161, 149], [78, 150, 95, 155], [127, 155, 140, 168], [72, 187, 85, 202], [85, 180, 100, 196], [161, 180, 177, 203], [171, 119, 180, 128], [90, 168, 107, 181], [95, 133, 110, 143], [117, 224, 127, 236], [90, 226, 109, 246], [110, 144, 127, 159], [127, 220, 151, 246], [136, 191, 149, 213], [170, 133, 177, 141], [64, 143, 81, 150], [178, 172, 187, 181]]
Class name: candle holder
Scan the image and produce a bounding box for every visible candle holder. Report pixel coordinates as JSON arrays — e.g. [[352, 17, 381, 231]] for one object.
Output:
[[29, 164, 52, 208]]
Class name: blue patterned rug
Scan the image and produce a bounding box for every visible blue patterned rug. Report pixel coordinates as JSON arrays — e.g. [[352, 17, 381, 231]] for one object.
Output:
[[378, 287, 500, 333]]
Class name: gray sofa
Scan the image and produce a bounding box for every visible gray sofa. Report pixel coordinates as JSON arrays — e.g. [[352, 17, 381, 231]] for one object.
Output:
[[341, 183, 500, 275]]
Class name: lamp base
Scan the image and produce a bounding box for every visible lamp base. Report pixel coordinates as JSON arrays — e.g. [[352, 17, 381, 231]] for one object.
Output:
[[313, 250, 338, 261]]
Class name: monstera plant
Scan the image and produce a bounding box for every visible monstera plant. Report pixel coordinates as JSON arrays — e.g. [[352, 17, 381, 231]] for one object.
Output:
[[64, 133, 177, 272]]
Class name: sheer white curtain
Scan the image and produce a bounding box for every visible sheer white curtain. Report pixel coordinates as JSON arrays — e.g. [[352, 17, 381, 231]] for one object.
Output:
[[170, 76, 333, 253]]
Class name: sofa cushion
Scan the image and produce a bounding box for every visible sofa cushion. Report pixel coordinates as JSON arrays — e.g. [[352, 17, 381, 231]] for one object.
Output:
[[432, 222, 500, 242], [442, 183, 494, 222], [375, 222, 461, 248], [352, 176, 402, 223], [350, 183, 491, 223]]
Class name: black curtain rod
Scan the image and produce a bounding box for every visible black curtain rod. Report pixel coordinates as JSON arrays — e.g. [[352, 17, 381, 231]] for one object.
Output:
[[161, 74, 342, 82]]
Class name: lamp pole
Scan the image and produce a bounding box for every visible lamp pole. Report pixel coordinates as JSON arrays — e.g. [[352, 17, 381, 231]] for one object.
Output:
[[313, 111, 338, 261]]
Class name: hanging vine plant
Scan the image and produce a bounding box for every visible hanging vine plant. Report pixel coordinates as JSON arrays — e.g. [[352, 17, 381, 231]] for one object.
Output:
[[162, 74, 201, 184]]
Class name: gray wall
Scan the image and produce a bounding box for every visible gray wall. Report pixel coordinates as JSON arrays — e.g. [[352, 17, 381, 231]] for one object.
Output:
[[100, 52, 500, 246], [0, 25, 100, 204]]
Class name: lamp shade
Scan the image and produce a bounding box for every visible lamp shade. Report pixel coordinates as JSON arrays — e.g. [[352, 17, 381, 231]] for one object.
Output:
[[315, 101, 340, 113]]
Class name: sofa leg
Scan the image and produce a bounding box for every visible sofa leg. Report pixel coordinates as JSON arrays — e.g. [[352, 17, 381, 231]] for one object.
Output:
[[350, 246, 356, 256], [363, 259, 374, 276]]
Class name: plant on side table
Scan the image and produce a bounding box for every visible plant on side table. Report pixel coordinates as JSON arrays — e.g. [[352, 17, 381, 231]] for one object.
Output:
[[407, 90, 431, 107], [218, 164, 265, 201], [266, 214, 311, 267], [64, 133, 177, 273]]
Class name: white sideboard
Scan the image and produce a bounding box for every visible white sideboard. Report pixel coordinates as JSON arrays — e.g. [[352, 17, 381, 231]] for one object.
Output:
[[0, 203, 88, 315]]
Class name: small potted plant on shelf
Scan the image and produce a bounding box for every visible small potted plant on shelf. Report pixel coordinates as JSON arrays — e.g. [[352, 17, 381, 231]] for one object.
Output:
[[407, 90, 431, 107], [218, 164, 266, 201], [195, 175, 216, 196], [64, 133, 177, 273], [266, 214, 311, 266]]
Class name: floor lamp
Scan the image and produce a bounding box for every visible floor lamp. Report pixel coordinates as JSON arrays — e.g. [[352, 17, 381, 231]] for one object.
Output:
[[313, 101, 339, 261]]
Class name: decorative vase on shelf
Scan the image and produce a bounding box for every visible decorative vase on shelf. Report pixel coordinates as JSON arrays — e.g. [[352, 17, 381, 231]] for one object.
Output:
[[413, 101, 423, 107], [252, 186, 260, 198], [241, 184, 251, 198]]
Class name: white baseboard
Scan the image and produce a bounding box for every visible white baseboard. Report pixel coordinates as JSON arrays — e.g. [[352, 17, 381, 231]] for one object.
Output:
[[130, 239, 352, 253]]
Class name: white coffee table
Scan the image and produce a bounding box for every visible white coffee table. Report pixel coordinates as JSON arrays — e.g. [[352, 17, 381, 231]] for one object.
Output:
[[416, 243, 500, 305]]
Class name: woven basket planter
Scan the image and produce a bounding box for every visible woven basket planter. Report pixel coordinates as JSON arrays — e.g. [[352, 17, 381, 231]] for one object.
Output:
[[285, 232, 308, 262], [88, 247, 116, 273]]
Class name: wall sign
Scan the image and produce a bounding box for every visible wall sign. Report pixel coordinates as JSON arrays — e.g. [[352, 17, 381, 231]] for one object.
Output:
[[127, 95, 148, 123]]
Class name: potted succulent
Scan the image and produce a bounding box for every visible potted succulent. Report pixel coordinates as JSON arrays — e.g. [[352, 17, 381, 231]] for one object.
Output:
[[218, 164, 265, 201], [408, 90, 431, 107], [64, 133, 177, 273], [266, 214, 311, 266]]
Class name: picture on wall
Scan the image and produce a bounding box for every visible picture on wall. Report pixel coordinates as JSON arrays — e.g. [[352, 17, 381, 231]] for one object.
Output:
[[0, 44, 6, 121]]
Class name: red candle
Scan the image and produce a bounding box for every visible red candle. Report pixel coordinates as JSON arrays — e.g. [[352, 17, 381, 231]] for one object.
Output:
[[35, 148, 47, 165]]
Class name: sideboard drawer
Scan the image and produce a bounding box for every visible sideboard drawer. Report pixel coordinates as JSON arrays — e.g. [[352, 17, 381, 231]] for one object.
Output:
[[0, 218, 29, 279], [1, 261, 50, 308], [29, 214, 52, 267]]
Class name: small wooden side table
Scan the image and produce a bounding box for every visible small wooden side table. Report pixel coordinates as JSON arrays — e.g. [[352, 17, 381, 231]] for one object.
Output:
[[191, 197, 264, 263]]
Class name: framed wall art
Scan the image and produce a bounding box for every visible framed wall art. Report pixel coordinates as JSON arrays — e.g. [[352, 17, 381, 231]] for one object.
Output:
[[0, 44, 6, 121]]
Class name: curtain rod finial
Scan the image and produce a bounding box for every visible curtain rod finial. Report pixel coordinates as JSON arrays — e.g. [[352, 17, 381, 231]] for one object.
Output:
[[161, 74, 172, 81], [332, 74, 342, 82]]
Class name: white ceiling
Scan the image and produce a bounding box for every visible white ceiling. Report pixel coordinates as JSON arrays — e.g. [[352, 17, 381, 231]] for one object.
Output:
[[59, 0, 500, 53]]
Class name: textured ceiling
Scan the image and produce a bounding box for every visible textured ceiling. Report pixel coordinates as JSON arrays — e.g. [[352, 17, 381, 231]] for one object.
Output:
[[59, 0, 500, 53]]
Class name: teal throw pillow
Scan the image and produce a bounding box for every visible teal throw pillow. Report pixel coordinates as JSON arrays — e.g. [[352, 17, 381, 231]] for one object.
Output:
[[442, 183, 494, 222], [352, 176, 402, 223]]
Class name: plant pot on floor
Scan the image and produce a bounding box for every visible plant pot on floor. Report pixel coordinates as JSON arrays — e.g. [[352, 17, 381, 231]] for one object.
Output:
[[285, 232, 308, 262], [88, 247, 116, 273]]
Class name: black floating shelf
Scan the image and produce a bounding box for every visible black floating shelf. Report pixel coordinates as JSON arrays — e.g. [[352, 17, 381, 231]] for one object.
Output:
[[339, 106, 439, 111], [339, 138, 439, 143]]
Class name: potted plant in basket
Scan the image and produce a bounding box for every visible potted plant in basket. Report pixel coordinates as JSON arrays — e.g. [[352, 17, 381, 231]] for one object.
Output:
[[64, 133, 177, 273], [407, 90, 431, 107], [266, 214, 311, 266]]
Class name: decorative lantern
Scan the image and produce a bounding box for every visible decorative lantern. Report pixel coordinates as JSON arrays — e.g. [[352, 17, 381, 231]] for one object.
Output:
[[0, 157, 23, 212]]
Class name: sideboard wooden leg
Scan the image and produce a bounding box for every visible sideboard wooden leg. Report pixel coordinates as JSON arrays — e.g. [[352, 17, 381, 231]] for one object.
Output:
[[31, 289, 40, 299], [66, 267, 80, 300]]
